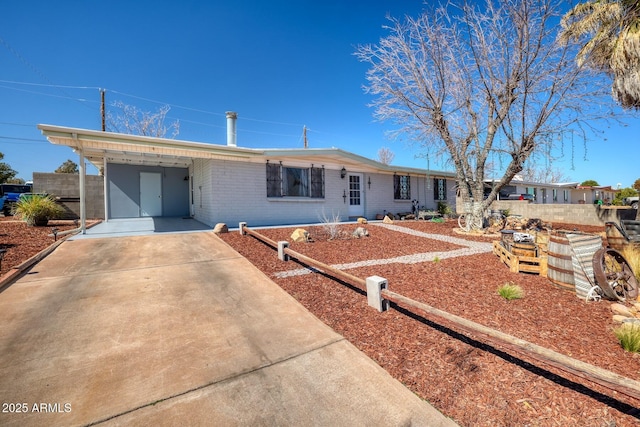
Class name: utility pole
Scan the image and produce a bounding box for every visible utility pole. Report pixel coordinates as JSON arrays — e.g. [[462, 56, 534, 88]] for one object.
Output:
[[100, 89, 106, 131], [303, 125, 308, 149]]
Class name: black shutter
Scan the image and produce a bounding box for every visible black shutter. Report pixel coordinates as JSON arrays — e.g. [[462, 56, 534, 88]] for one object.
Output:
[[266, 162, 282, 197], [394, 175, 400, 199], [311, 166, 324, 198]]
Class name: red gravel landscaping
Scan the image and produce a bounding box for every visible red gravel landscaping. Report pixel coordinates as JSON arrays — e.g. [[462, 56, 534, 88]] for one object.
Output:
[[220, 219, 640, 427]]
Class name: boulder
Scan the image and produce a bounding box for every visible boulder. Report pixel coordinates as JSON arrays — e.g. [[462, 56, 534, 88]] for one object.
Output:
[[291, 228, 310, 243], [353, 227, 369, 238], [383, 215, 394, 224], [611, 303, 633, 318], [213, 223, 228, 234], [613, 314, 630, 324], [357, 217, 368, 224], [375, 214, 384, 220]]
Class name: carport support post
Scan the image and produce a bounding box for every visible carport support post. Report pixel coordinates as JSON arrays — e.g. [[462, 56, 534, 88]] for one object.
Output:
[[366, 276, 389, 312], [239, 222, 247, 235], [77, 144, 86, 234], [278, 241, 289, 261]]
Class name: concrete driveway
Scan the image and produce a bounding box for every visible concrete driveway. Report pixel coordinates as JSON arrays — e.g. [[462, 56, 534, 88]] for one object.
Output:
[[0, 231, 457, 426]]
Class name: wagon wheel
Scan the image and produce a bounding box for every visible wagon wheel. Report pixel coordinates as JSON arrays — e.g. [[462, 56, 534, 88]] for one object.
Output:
[[593, 248, 639, 301]]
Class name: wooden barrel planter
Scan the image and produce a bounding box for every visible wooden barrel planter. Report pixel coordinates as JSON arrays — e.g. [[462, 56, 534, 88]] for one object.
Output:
[[547, 233, 575, 292]]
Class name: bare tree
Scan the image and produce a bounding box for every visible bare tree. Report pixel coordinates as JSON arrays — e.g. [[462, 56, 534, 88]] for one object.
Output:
[[518, 162, 572, 184], [355, 0, 614, 230], [107, 101, 180, 138], [377, 147, 395, 165]]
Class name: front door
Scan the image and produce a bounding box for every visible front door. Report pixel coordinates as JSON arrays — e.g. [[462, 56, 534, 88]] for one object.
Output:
[[347, 173, 364, 218], [140, 172, 162, 217]]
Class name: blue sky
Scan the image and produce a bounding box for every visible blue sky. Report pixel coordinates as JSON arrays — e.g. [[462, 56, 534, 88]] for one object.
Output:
[[1, 1, 638, 188]]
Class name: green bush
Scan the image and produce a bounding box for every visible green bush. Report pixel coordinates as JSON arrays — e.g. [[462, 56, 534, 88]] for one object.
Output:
[[14, 194, 65, 226], [497, 282, 524, 300], [614, 323, 640, 353], [437, 201, 452, 216]]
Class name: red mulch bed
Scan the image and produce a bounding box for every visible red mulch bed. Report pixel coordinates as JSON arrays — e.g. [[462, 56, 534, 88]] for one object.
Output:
[[220, 220, 640, 426], [0, 217, 86, 276]]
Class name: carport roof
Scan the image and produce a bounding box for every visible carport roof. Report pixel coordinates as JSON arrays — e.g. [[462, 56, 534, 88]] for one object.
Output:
[[38, 124, 455, 177]]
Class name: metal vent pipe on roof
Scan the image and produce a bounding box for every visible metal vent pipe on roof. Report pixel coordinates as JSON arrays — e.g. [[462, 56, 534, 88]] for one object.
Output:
[[226, 111, 237, 147]]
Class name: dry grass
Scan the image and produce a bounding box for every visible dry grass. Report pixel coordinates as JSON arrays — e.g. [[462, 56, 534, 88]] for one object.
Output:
[[620, 245, 640, 282]]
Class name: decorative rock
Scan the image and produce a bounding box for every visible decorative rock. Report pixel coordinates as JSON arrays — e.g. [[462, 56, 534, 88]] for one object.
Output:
[[357, 217, 368, 224], [353, 227, 369, 238], [375, 214, 384, 220], [611, 303, 633, 318], [383, 216, 394, 224], [613, 314, 630, 324], [291, 228, 310, 243], [213, 223, 228, 234]]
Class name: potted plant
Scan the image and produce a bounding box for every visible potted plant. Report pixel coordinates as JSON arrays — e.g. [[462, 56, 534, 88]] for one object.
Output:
[[14, 194, 65, 226]]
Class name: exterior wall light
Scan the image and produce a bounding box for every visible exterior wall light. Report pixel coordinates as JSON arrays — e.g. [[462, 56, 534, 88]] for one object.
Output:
[[341, 167, 347, 179]]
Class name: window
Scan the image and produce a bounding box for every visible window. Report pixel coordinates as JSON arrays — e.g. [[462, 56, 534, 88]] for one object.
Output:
[[266, 162, 324, 198], [394, 174, 410, 200], [552, 189, 558, 202], [563, 190, 569, 202], [284, 167, 309, 197], [433, 178, 447, 201]]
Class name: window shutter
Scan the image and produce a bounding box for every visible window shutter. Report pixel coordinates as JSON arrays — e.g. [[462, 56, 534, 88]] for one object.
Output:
[[394, 175, 400, 199], [266, 162, 282, 197], [311, 166, 324, 198]]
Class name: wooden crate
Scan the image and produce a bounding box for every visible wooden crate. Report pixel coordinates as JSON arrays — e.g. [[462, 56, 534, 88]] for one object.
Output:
[[493, 241, 548, 277]]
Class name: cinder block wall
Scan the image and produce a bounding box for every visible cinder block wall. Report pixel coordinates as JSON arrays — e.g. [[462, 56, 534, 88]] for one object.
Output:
[[489, 200, 635, 226], [33, 172, 105, 219]]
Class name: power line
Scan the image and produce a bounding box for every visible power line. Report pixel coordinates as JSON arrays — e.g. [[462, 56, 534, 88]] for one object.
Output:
[[0, 79, 100, 90], [0, 84, 98, 103], [0, 80, 317, 137], [0, 135, 47, 144]]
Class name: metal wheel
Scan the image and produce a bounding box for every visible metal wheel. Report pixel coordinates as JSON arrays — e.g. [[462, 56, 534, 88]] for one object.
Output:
[[593, 248, 639, 301], [458, 214, 470, 232]]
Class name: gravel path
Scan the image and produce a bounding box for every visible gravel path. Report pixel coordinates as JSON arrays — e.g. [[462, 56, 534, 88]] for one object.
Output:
[[274, 222, 493, 278]]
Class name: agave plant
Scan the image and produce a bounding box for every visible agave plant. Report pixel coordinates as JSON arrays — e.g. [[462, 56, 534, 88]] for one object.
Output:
[[14, 194, 65, 226]]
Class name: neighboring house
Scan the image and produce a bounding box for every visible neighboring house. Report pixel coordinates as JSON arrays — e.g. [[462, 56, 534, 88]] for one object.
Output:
[[486, 178, 618, 205], [38, 118, 456, 229]]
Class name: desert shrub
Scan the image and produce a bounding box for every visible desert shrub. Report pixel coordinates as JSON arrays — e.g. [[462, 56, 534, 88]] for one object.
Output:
[[317, 209, 342, 240], [497, 282, 524, 300], [614, 323, 640, 353], [14, 194, 65, 226], [437, 201, 452, 216]]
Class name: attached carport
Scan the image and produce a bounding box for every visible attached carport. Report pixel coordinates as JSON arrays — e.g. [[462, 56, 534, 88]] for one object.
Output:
[[38, 124, 262, 234]]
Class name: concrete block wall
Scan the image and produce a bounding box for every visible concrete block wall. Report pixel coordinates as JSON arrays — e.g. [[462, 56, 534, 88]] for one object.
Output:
[[190, 160, 459, 227], [490, 200, 635, 226], [192, 159, 341, 227], [33, 172, 104, 219]]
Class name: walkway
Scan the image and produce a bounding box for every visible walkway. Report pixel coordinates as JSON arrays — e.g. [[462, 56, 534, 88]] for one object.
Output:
[[275, 222, 493, 278]]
